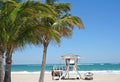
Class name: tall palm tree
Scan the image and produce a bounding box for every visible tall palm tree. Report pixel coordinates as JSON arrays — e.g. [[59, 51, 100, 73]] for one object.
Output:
[[0, 1, 8, 82], [38, 0, 84, 82], [0, 0, 57, 82]]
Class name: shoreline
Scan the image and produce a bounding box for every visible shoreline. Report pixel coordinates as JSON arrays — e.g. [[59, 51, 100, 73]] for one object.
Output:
[[12, 73, 120, 82], [11, 70, 120, 74]]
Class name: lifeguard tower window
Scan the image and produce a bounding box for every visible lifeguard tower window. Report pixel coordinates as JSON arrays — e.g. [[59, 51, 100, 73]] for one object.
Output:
[[65, 59, 75, 65], [69, 59, 75, 65]]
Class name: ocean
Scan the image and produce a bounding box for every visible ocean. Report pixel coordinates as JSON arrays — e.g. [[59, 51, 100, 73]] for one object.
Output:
[[11, 63, 120, 74]]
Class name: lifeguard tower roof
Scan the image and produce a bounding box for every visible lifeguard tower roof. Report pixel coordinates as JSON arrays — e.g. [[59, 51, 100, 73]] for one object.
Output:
[[61, 54, 80, 60]]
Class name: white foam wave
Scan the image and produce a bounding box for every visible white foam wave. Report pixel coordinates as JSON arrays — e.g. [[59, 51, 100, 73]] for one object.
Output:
[[12, 71, 40, 74], [78, 70, 120, 74], [11, 70, 120, 74]]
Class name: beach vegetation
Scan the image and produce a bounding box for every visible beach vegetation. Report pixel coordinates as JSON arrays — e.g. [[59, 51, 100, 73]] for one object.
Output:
[[0, 0, 84, 82], [0, 0, 56, 82]]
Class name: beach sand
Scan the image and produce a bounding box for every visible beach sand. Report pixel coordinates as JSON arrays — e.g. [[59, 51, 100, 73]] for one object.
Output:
[[11, 73, 120, 82]]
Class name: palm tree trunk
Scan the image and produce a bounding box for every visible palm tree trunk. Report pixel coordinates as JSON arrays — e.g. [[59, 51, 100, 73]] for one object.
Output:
[[0, 44, 5, 82], [4, 57, 12, 82], [4, 47, 13, 82], [39, 40, 49, 82], [0, 55, 4, 82]]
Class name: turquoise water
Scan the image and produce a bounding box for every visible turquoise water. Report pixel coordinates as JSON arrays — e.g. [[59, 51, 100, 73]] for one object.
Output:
[[11, 63, 120, 74], [78, 63, 120, 71]]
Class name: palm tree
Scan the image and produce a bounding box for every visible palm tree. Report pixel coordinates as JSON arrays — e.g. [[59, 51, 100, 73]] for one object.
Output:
[[38, 0, 84, 82], [0, 1, 8, 82], [38, 17, 61, 82], [0, 0, 57, 82]]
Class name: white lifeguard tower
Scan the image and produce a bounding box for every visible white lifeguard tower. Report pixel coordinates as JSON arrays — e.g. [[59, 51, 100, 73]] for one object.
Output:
[[59, 54, 81, 79], [52, 54, 94, 80]]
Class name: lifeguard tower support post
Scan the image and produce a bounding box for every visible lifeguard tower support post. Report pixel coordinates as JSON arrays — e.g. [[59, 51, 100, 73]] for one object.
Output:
[[60, 54, 81, 79]]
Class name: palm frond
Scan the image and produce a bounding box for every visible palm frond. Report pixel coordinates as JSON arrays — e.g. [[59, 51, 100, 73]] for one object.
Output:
[[9, 3, 22, 25], [54, 3, 71, 14], [52, 15, 84, 29]]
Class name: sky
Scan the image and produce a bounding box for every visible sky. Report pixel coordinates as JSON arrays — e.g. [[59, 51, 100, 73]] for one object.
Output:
[[12, 0, 120, 64]]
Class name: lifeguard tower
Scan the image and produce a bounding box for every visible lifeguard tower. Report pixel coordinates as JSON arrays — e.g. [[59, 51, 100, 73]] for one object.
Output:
[[59, 54, 81, 79], [52, 54, 94, 80]]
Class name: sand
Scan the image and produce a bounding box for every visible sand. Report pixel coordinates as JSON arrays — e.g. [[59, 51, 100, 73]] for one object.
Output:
[[11, 73, 120, 82]]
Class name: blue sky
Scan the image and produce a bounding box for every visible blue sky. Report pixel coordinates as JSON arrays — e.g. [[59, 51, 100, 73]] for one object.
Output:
[[12, 0, 120, 64]]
